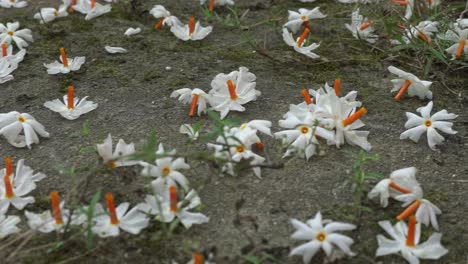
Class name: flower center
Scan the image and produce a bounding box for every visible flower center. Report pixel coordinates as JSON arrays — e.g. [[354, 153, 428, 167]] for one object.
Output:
[[54, 10, 59, 16], [240, 124, 248, 130], [162, 167, 171, 176], [424, 120, 432, 127], [300, 15, 307, 21], [8, 31, 14, 36], [300, 126, 310, 134], [236, 145, 245, 153], [18, 116, 25, 123], [316, 232, 326, 242]]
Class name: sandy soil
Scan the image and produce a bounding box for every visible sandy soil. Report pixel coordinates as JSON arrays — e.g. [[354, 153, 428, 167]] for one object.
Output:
[[0, 0, 467, 263]]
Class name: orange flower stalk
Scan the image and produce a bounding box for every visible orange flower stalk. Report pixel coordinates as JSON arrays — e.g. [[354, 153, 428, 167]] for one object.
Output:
[[334, 79, 341, 96], [189, 94, 199, 117], [91, 0, 96, 10], [417, 32, 431, 44], [394, 80, 411, 101], [1, 44, 7, 57], [193, 253, 204, 264], [397, 200, 421, 221], [4, 174, 14, 199], [392, 0, 408, 6], [297, 28, 310, 47], [227, 80, 238, 100], [69, 0, 76, 13], [303, 21, 311, 30], [405, 216, 417, 247], [5, 157, 13, 177], [209, 0, 215, 12], [60, 47, 69, 68], [67, 86, 75, 109], [169, 186, 178, 212], [359, 22, 374, 31], [51, 191, 63, 225], [389, 182, 411, 194], [155, 19, 165, 30], [455, 40, 465, 59], [189, 17, 196, 36], [106, 193, 120, 225], [301, 89, 313, 105], [342, 108, 367, 127]]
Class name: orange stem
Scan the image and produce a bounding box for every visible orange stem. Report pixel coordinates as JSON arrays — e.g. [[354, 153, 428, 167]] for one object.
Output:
[[189, 94, 199, 117], [394, 80, 411, 101], [169, 186, 178, 212], [392, 0, 408, 6], [255, 142, 264, 150], [456, 40, 465, 59], [154, 18, 165, 30], [303, 21, 311, 30], [417, 32, 431, 44], [405, 215, 417, 247], [67, 86, 75, 109], [3, 174, 14, 199], [397, 200, 421, 221], [227, 80, 237, 100], [60, 47, 69, 68], [334, 79, 341, 96], [5, 157, 12, 177], [189, 17, 195, 35], [106, 193, 120, 225], [51, 192, 63, 225], [389, 182, 411, 194], [342, 107, 367, 127], [301, 89, 313, 105], [91, 0, 96, 9], [192, 253, 204, 264], [68, 0, 76, 13], [209, 0, 215, 12], [359, 22, 374, 31], [296, 28, 310, 47], [1, 44, 7, 57]]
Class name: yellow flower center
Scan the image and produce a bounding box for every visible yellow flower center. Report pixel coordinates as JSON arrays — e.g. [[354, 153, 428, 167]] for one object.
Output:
[[301, 15, 307, 21], [18, 116, 25, 123], [300, 126, 309, 134], [236, 145, 245, 153], [316, 232, 326, 242], [54, 10, 59, 16], [162, 167, 171, 176], [8, 31, 14, 36], [424, 120, 432, 127]]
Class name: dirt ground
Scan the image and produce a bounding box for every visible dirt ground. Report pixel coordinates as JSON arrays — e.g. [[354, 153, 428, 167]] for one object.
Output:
[[0, 0, 467, 263]]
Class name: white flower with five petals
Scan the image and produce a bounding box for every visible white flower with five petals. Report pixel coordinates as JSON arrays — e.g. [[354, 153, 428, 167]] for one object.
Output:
[[282, 28, 320, 59], [345, 9, 378, 44], [0, 0, 27, 8], [388, 66, 432, 100], [96, 134, 138, 168], [283, 7, 326, 33], [0, 22, 33, 49], [33, 1, 69, 24], [0, 214, 20, 238], [44, 87, 97, 120], [171, 17, 212, 41], [0, 111, 49, 148], [73, 0, 112, 20]]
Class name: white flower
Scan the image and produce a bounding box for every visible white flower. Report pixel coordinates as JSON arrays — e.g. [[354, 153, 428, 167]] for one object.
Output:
[[1, 43, 26, 67], [171, 17, 212, 41], [290, 212, 356, 263], [138, 187, 209, 229], [0, 173, 35, 213], [345, 9, 378, 44], [73, 0, 112, 20], [283, 7, 326, 33], [104, 46, 127, 54], [96, 134, 138, 168], [25, 192, 85, 233], [92, 193, 149, 237], [33, 2, 69, 24], [400, 101, 458, 150], [170, 88, 211, 117], [0, 59, 17, 84], [376, 218, 448, 263], [368, 167, 420, 208], [124, 27, 141, 36], [0, 22, 33, 49], [44, 86, 97, 120], [140, 143, 190, 193], [283, 28, 320, 59], [1, 158, 46, 187], [0, 0, 27, 8], [388, 66, 432, 100], [0, 215, 20, 238], [0, 111, 50, 148], [208, 67, 261, 119], [199, 0, 234, 6], [179, 124, 199, 141], [44, 48, 85, 74], [438, 24, 468, 60], [149, 5, 182, 28]]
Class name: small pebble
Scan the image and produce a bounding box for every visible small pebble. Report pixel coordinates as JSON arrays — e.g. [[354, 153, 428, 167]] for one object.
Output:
[[165, 66, 172, 71]]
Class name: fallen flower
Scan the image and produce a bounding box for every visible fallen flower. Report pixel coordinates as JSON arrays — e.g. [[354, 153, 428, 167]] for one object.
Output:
[[282, 28, 320, 59], [104, 46, 128, 53], [438, 23, 468, 60], [179, 124, 199, 141], [149, 5, 182, 29], [1, 43, 26, 66], [0, 172, 35, 213], [124, 27, 141, 36], [33, 1, 69, 24], [73, 0, 112, 20], [283, 7, 326, 33], [199, 0, 234, 13], [44, 47, 85, 74], [44, 86, 97, 120], [393, 21, 438, 45], [0, 22, 33, 49], [345, 9, 378, 44], [290, 212, 356, 263], [376, 217, 448, 263], [96, 134, 138, 168], [0, 111, 50, 148], [0, 0, 27, 8], [1, 158, 46, 187], [400, 101, 458, 150], [171, 17, 213, 41], [0, 59, 17, 84], [388, 66, 432, 100], [92, 193, 149, 237], [171, 88, 210, 117], [0, 214, 20, 239]]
